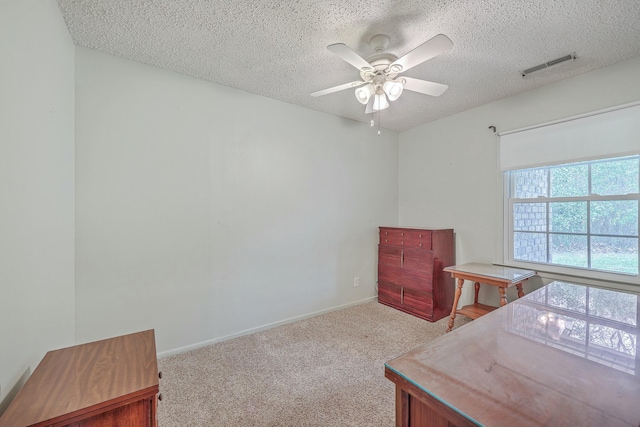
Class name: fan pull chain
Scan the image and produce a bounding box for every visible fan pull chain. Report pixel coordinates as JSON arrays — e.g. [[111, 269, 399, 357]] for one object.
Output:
[[370, 113, 381, 135]]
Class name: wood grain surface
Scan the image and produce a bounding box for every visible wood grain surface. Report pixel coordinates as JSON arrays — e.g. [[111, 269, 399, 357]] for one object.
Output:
[[377, 227, 454, 321], [0, 330, 158, 427]]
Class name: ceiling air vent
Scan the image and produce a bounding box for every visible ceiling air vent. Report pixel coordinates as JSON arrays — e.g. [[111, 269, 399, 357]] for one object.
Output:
[[521, 53, 576, 77]]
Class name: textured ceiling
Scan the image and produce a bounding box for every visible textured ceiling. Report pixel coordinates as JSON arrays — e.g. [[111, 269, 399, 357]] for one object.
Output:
[[56, 0, 640, 132]]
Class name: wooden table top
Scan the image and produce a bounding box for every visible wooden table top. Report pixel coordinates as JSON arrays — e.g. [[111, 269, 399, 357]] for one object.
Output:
[[386, 281, 640, 426], [0, 330, 159, 427], [444, 262, 536, 285]]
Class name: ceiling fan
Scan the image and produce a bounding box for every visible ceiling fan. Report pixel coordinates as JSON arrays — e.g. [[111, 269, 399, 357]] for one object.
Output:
[[311, 34, 453, 114]]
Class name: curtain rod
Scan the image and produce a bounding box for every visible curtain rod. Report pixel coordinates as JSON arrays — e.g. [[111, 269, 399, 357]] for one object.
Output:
[[497, 100, 640, 136]]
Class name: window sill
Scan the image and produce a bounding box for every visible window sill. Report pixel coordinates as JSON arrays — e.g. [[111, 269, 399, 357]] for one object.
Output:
[[496, 260, 640, 292]]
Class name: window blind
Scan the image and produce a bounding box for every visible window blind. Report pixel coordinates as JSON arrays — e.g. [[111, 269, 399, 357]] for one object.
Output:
[[499, 103, 640, 171]]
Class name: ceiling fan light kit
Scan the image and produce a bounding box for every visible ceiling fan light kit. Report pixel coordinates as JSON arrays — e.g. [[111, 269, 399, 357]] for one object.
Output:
[[373, 93, 389, 111], [383, 80, 404, 101], [311, 33, 453, 115], [354, 80, 402, 110], [355, 84, 374, 104]]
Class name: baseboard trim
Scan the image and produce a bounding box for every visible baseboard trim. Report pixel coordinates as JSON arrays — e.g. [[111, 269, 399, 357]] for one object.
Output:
[[157, 296, 377, 359]]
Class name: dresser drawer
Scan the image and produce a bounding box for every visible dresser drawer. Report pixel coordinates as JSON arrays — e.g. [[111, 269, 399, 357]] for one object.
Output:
[[402, 288, 434, 317], [402, 248, 433, 272], [401, 269, 433, 292], [379, 265, 433, 291], [378, 264, 401, 286], [378, 282, 434, 317], [379, 228, 432, 249], [378, 245, 433, 270], [378, 245, 402, 267], [378, 281, 402, 306]]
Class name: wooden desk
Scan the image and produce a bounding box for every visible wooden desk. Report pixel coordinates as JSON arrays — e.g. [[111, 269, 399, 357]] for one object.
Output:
[[385, 281, 640, 427], [0, 330, 159, 427], [444, 263, 535, 332]]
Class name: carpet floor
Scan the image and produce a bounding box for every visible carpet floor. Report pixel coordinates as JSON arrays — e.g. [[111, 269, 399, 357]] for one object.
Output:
[[157, 301, 469, 426]]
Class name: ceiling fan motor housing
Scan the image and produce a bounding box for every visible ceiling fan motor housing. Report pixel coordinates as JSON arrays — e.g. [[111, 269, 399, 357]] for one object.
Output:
[[360, 54, 400, 83]]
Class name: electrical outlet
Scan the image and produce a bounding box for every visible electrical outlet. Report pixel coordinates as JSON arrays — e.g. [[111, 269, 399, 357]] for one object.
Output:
[[353, 277, 360, 287]]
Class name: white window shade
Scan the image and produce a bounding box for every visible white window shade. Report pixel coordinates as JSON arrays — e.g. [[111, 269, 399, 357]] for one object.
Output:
[[499, 103, 640, 171]]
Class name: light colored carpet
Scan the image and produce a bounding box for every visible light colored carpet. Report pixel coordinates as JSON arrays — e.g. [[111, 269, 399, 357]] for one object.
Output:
[[157, 301, 469, 427]]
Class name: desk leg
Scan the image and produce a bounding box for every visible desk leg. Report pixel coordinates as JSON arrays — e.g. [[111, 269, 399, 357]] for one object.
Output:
[[516, 283, 525, 298], [447, 278, 465, 332], [498, 287, 508, 307], [474, 282, 480, 304], [398, 387, 409, 427]]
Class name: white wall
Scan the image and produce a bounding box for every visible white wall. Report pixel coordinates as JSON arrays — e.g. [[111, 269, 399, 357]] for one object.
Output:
[[399, 55, 640, 305], [74, 47, 399, 354], [0, 0, 75, 410]]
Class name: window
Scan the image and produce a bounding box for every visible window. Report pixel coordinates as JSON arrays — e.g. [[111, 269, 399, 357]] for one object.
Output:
[[499, 103, 640, 281], [505, 155, 639, 276]]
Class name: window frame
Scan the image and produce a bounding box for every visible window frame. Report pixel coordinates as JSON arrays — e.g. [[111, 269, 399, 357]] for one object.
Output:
[[503, 156, 640, 284]]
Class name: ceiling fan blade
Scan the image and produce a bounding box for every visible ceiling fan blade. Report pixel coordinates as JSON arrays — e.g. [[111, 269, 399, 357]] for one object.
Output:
[[402, 77, 449, 97], [310, 81, 367, 97], [390, 34, 453, 73], [327, 43, 373, 70], [365, 96, 375, 114]]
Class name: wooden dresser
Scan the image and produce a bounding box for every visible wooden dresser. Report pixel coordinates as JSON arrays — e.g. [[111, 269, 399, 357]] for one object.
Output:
[[0, 330, 160, 427], [378, 227, 454, 322]]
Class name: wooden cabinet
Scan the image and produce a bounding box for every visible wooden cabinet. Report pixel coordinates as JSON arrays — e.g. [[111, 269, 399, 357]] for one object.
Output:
[[378, 227, 454, 322], [0, 330, 159, 427], [386, 369, 476, 427]]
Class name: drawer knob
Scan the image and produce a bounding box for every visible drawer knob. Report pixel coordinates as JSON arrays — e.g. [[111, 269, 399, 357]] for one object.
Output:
[[419, 234, 422, 238], [401, 233, 404, 236], [401, 242, 404, 245], [419, 243, 422, 247]]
